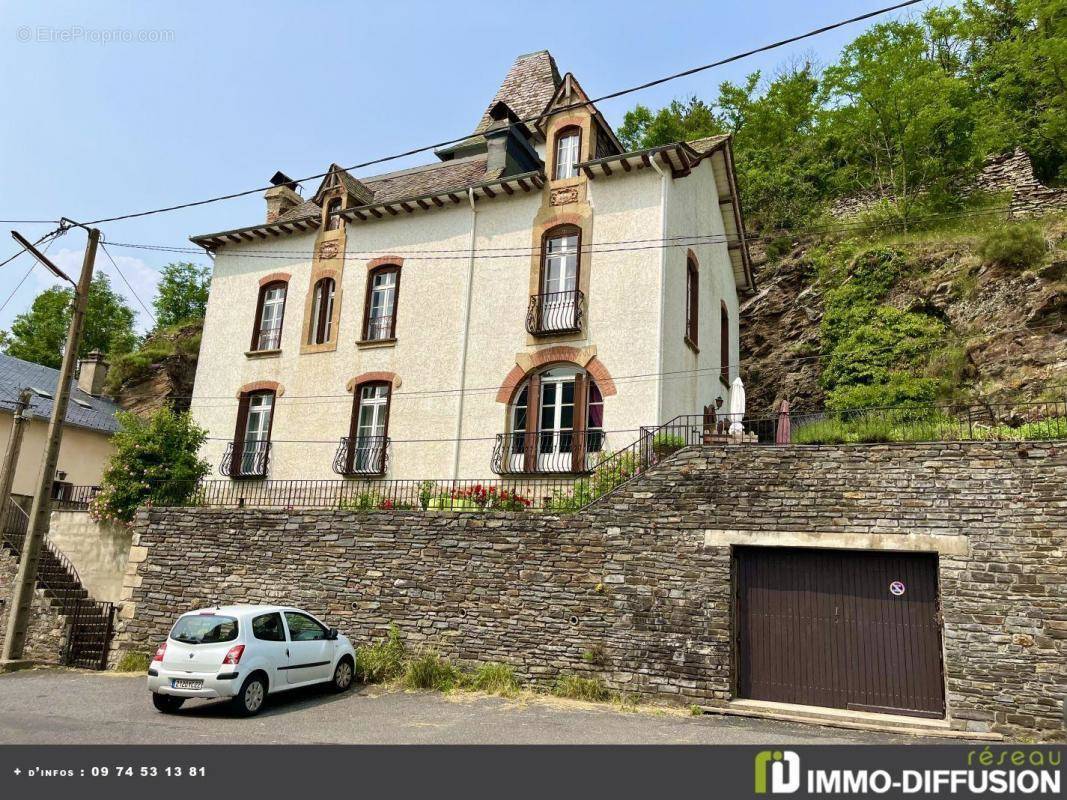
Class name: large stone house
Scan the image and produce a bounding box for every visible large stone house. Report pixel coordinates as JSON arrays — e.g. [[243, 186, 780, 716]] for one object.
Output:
[[190, 50, 753, 483]]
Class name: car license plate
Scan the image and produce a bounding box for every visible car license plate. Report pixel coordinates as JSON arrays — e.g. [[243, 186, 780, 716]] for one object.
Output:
[[171, 679, 203, 690]]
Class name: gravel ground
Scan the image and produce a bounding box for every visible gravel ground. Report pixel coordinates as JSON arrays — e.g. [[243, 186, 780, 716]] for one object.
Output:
[[0, 668, 941, 745]]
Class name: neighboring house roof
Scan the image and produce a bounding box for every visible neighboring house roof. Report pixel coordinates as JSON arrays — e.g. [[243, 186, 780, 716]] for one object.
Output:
[[0, 353, 121, 434]]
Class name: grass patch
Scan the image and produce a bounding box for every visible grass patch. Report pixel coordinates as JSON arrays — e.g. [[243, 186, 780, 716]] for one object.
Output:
[[114, 651, 152, 673], [401, 650, 462, 691], [464, 662, 521, 696], [354, 624, 407, 683], [553, 674, 612, 702], [977, 223, 1047, 270]]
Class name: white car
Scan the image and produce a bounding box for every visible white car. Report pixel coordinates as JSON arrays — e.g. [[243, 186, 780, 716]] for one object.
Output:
[[147, 604, 356, 716]]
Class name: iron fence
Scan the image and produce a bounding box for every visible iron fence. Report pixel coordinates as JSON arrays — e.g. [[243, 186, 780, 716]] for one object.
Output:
[[51, 484, 100, 511]]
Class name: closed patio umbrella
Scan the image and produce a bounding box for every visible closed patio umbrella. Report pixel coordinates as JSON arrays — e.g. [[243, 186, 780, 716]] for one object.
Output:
[[728, 376, 746, 436], [776, 399, 791, 445]]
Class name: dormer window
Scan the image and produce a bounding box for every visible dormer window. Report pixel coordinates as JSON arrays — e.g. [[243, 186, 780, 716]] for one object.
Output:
[[553, 127, 581, 180], [325, 197, 342, 231]]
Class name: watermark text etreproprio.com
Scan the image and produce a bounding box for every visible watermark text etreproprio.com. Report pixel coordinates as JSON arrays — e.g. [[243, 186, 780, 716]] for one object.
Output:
[[16, 26, 175, 44]]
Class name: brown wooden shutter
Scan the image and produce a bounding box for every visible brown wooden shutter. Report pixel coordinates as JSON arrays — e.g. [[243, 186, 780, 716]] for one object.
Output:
[[720, 303, 730, 382], [523, 374, 541, 473], [346, 388, 361, 474], [389, 268, 401, 339], [250, 286, 267, 350], [232, 394, 251, 475], [571, 372, 587, 473], [690, 266, 699, 345]]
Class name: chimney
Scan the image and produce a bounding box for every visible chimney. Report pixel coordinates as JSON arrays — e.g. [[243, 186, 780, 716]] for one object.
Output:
[[77, 350, 109, 397], [265, 171, 301, 223]]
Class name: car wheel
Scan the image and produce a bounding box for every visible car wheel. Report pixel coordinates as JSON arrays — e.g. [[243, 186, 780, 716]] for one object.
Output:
[[332, 657, 354, 693], [152, 694, 185, 714], [232, 674, 267, 717]]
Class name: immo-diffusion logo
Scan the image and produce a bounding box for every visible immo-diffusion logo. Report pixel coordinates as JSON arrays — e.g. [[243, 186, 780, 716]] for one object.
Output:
[[755, 750, 801, 794]]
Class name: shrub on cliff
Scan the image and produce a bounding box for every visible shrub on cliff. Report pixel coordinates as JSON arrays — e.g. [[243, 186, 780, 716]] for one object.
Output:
[[977, 224, 1046, 269], [90, 407, 210, 524]]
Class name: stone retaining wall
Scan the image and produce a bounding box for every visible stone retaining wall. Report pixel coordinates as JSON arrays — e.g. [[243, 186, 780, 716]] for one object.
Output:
[[0, 548, 70, 663], [111, 442, 1067, 740]]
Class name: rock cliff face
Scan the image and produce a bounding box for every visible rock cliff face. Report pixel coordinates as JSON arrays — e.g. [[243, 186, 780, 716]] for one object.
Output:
[[108, 319, 202, 416], [740, 216, 1067, 414]]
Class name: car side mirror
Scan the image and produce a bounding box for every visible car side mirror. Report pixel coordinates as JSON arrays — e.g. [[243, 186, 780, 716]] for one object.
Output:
[[327, 628, 338, 640]]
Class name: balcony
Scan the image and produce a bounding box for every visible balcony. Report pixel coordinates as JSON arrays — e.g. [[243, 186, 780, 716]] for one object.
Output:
[[220, 441, 271, 479], [526, 290, 584, 336], [490, 429, 607, 475], [332, 436, 389, 477], [251, 325, 282, 352]]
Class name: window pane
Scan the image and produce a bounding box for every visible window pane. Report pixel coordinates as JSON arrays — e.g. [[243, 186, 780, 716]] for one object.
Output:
[[252, 613, 285, 642], [284, 612, 328, 641]]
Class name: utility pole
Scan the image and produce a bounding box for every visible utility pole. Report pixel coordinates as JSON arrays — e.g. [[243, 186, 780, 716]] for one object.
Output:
[[1, 227, 99, 662], [0, 388, 32, 520]]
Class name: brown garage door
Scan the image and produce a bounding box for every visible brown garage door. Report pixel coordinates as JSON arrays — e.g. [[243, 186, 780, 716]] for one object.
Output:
[[734, 547, 945, 717]]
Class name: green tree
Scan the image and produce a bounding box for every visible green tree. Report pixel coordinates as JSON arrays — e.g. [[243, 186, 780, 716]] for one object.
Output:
[[2, 273, 137, 368], [717, 65, 829, 230], [152, 262, 211, 328], [820, 20, 978, 224], [617, 97, 723, 150], [89, 407, 210, 524], [957, 0, 1067, 183]]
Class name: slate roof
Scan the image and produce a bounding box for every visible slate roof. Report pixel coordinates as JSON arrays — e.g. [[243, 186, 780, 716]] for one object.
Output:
[[268, 156, 491, 226], [0, 353, 121, 434], [686, 134, 731, 154], [473, 51, 562, 134]]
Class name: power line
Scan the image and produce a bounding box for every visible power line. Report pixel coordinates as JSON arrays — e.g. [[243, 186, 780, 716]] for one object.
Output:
[[102, 204, 1016, 262], [99, 241, 157, 326], [0, 230, 65, 314], [78, 1, 926, 227], [0, 219, 61, 225]]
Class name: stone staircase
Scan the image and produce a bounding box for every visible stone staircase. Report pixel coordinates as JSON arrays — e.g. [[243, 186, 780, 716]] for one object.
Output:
[[1, 498, 113, 669]]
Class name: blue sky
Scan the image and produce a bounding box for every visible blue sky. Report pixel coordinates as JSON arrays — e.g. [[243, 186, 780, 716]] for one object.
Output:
[[0, 0, 940, 335]]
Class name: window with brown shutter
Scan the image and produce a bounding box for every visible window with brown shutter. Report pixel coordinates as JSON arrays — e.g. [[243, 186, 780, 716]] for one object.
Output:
[[308, 277, 336, 345], [251, 280, 287, 351], [685, 257, 699, 349], [230, 390, 275, 477], [343, 381, 391, 475], [361, 265, 401, 342], [325, 197, 342, 231]]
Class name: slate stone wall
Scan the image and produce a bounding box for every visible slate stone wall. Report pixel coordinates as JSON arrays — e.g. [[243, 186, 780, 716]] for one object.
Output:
[[111, 441, 1066, 740]]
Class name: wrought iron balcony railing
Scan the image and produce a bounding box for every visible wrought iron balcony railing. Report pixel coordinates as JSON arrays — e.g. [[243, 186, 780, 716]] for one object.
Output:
[[526, 289, 584, 335], [220, 440, 271, 478], [363, 314, 396, 342], [490, 429, 607, 475], [251, 325, 283, 351], [332, 435, 389, 476]]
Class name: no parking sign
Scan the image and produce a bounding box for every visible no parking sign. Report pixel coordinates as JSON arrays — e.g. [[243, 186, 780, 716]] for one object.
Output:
[[889, 580, 906, 596]]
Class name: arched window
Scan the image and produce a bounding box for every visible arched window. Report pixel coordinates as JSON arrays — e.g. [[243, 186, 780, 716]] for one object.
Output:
[[720, 302, 730, 383], [534, 225, 581, 333], [324, 197, 343, 231], [308, 277, 336, 345], [553, 126, 581, 180], [251, 281, 287, 351], [362, 264, 401, 341], [342, 381, 391, 475], [230, 390, 274, 477], [685, 256, 699, 348], [505, 365, 604, 474]]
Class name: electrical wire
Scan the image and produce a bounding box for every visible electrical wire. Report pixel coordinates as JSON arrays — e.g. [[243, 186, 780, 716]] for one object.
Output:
[[99, 241, 157, 326], [77, 1, 927, 227], [0, 229, 65, 313], [102, 204, 1016, 262]]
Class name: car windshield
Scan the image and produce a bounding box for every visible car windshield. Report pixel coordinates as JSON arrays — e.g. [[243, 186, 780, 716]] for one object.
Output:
[[170, 614, 238, 644]]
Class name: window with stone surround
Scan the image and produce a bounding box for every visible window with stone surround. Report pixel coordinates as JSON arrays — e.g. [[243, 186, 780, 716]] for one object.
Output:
[[251, 281, 287, 351], [308, 277, 336, 345], [362, 264, 400, 341], [553, 127, 581, 180]]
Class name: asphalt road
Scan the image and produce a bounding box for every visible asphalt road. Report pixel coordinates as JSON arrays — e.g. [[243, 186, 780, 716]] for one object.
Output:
[[0, 668, 928, 745]]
